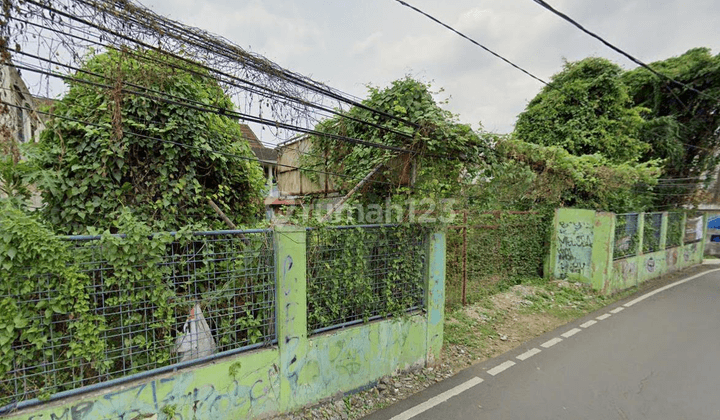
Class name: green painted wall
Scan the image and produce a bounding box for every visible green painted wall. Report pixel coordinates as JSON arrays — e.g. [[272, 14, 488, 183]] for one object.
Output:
[[4, 227, 445, 420], [549, 209, 705, 294], [547, 208, 596, 282]]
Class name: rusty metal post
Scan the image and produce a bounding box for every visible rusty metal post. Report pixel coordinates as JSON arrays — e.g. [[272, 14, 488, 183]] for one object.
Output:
[[462, 210, 468, 306]]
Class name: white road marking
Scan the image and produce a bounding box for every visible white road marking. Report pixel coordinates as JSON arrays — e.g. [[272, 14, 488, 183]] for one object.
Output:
[[388, 376, 484, 420], [580, 320, 597, 328], [610, 307, 625, 314], [517, 348, 541, 361], [387, 268, 720, 420], [624, 268, 720, 307], [541, 337, 563, 348], [487, 361, 516, 376], [561, 328, 581, 338]]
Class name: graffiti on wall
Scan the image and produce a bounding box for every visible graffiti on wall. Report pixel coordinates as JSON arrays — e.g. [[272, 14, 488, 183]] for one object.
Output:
[[555, 221, 594, 278], [16, 360, 280, 420]]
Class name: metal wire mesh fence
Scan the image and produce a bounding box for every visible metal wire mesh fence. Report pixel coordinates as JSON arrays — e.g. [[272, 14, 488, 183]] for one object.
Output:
[[0, 230, 275, 409], [306, 225, 428, 334], [643, 213, 663, 253], [666, 212, 683, 249], [614, 213, 640, 260], [446, 211, 548, 309]]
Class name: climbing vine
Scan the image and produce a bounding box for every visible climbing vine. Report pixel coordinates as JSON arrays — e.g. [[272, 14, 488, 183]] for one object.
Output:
[[0, 203, 106, 406], [0, 206, 275, 407], [33, 48, 265, 234], [300, 77, 491, 203], [305, 224, 428, 332]]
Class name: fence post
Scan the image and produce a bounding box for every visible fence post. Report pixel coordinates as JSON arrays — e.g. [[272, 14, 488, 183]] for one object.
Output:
[[591, 212, 615, 292], [659, 212, 669, 250], [274, 225, 308, 411], [425, 230, 446, 365], [681, 212, 688, 246], [701, 212, 708, 258], [637, 212, 645, 256]]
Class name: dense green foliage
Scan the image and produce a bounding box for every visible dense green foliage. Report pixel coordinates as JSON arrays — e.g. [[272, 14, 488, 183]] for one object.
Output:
[[34, 49, 265, 234], [0, 204, 106, 405], [306, 225, 427, 332], [302, 77, 490, 202], [515, 58, 648, 163], [0, 205, 274, 405], [475, 138, 660, 213], [623, 48, 720, 207], [446, 211, 549, 309]]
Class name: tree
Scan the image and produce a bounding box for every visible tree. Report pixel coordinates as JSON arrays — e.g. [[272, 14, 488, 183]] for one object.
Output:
[[515, 57, 648, 163], [33, 49, 265, 233], [302, 77, 490, 205], [483, 138, 661, 213], [623, 48, 720, 207]]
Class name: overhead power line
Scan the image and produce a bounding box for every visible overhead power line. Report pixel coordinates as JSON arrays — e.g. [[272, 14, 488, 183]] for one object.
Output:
[[530, 0, 720, 103], [392, 0, 548, 86], [8, 61, 422, 156], [0, 99, 401, 190]]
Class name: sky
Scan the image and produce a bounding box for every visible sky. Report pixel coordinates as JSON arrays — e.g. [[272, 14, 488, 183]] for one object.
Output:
[[133, 0, 720, 139], [19, 0, 720, 142]]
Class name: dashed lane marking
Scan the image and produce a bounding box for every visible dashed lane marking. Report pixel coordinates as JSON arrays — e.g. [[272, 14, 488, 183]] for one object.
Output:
[[610, 307, 625, 314], [388, 377, 484, 420], [596, 313, 612, 321], [561, 328, 581, 338], [487, 361, 516, 376], [517, 348, 541, 361], [580, 320, 597, 328], [541, 337, 562, 348]]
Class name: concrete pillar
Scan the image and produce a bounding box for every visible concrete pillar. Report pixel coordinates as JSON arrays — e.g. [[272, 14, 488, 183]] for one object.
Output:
[[659, 212, 669, 250], [681, 212, 688, 246], [425, 230, 445, 364], [274, 226, 307, 411], [637, 212, 645, 256], [591, 212, 615, 291]]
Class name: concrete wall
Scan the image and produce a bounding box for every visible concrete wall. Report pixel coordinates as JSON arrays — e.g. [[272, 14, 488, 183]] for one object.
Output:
[[0, 64, 45, 145], [704, 213, 720, 257], [3, 228, 445, 420], [547, 208, 705, 294]]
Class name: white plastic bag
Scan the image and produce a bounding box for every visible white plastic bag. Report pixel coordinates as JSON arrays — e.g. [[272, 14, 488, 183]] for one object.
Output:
[[174, 303, 216, 362]]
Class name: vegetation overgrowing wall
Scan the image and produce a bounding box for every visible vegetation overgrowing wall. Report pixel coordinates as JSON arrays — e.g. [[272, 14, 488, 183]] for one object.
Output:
[[1, 225, 444, 420], [547, 208, 705, 294], [446, 211, 549, 308]]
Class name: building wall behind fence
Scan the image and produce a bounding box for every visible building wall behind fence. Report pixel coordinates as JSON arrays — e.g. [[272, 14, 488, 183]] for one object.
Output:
[[3, 226, 444, 420], [547, 208, 705, 294]]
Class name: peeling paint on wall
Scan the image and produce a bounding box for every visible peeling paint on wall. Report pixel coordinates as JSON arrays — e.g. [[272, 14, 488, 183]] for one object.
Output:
[[5, 228, 446, 420], [550, 209, 705, 295]]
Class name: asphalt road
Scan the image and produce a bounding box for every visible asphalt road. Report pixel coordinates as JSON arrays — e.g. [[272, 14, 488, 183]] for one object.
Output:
[[364, 267, 720, 420]]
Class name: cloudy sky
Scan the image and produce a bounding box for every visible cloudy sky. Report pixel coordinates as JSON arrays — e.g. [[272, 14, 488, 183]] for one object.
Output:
[[22, 0, 718, 141]]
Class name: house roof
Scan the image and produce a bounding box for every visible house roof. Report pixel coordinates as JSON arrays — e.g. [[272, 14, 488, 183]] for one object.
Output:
[[240, 123, 277, 163]]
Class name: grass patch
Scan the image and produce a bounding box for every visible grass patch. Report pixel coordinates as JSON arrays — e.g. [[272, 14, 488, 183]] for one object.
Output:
[[443, 276, 638, 356]]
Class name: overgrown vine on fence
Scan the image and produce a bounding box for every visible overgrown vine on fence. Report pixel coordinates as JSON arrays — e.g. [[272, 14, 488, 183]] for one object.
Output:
[[0, 203, 106, 406], [305, 223, 428, 332]]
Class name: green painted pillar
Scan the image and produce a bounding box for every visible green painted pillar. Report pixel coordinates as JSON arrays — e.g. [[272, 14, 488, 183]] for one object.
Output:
[[681, 212, 688, 246], [701, 213, 708, 258], [425, 230, 446, 364], [637, 212, 645, 256], [544, 209, 560, 279], [659, 212, 669, 250], [591, 212, 615, 292], [274, 226, 307, 411]]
